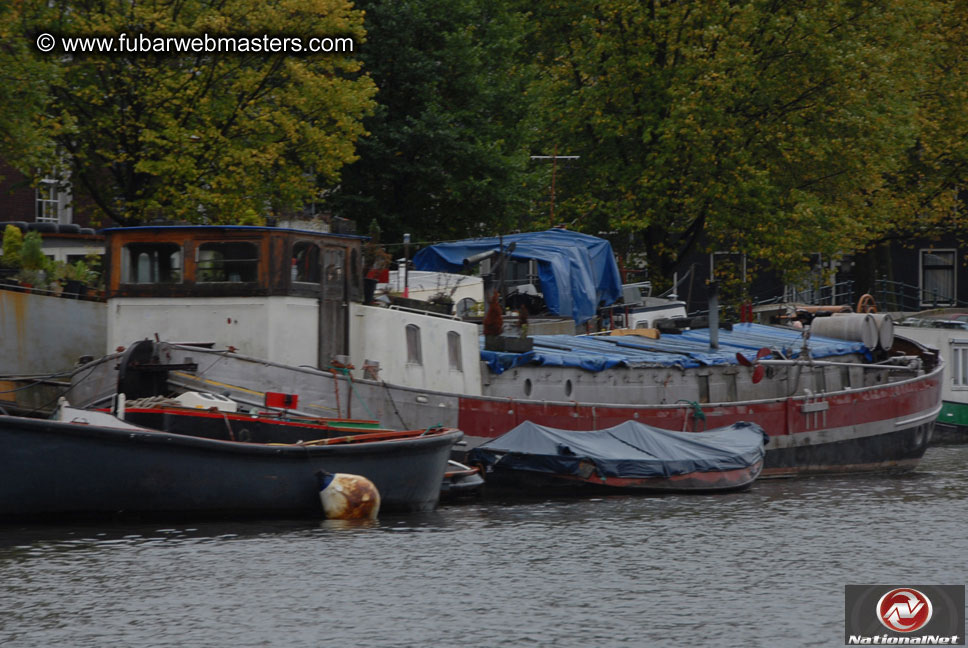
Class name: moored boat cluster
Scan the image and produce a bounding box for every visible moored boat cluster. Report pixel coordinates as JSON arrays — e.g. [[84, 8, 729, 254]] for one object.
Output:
[[0, 226, 954, 522]]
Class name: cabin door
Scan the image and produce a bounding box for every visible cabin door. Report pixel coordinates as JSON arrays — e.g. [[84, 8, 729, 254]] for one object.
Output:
[[318, 246, 348, 367]]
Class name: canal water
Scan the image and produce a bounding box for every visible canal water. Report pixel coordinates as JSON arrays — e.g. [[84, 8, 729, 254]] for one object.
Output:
[[1, 445, 966, 648]]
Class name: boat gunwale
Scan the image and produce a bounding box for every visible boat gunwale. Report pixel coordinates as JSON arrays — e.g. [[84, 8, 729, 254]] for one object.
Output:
[[160, 337, 944, 413], [0, 414, 462, 457], [117, 406, 381, 431]]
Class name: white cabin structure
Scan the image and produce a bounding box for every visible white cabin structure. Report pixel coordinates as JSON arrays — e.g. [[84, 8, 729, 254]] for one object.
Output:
[[103, 225, 482, 394]]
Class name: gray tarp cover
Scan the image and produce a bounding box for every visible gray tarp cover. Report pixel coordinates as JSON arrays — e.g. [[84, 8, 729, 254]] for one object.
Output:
[[467, 420, 768, 479]]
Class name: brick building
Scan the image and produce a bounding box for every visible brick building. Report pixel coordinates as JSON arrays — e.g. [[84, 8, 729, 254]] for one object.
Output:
[[0, 161, 104, 264]]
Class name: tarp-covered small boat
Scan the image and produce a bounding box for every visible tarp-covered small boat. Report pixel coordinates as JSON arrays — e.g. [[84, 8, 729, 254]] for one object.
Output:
[[468, 420, 768, 494], [0, 401, 461, 520]]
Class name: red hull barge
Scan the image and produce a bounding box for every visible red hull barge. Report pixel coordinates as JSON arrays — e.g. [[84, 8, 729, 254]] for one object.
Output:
[[456, 362, 941, 477]]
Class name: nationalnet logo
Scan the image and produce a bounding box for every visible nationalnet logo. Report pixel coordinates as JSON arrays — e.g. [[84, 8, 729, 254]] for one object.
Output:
[[846, 585, 965, 645], [878, 589, 933, 633]]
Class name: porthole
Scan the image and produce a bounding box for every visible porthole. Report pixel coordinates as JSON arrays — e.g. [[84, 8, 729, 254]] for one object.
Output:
[[524, 378, 532, 397], [565, 379, 573, 397]]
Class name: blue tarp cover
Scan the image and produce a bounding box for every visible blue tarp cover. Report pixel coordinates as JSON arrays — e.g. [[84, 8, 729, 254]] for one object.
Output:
[[467, 420, 768, 479], [412, 228, 623, 323], [480, 322, 872, 374]]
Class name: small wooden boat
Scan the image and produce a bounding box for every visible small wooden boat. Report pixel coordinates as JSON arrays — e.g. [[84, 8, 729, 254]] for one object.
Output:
[[0, 400, 461, 520], [467, 420, 768, 494]]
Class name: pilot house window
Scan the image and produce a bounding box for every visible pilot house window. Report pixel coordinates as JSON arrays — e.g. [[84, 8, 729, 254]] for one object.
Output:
[[952, 343, 968, 389], [406, 324, 422, 365], [447, 331, 462, 371], [292, 242, 320, 283], [197, 242, 259, 283], [121, 243, 182, 284]]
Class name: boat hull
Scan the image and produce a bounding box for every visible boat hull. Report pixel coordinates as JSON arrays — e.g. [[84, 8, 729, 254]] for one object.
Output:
[[71, 341, 943, 478], [0, 415, 460, 519], [480, 460, 763, 494], [453, 368, 941, 478], [934, 401, 968, 444]]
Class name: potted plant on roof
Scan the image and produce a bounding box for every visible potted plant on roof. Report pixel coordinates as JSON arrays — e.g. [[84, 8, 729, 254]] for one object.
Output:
[[14, 230, 50, 293], [0, 224, 23, 285], [483, 290, 534, 353], [61, 259, 97, 298]]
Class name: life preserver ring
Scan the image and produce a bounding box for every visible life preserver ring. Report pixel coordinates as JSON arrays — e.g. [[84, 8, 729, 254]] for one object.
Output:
[[857, 294, 877, 313]]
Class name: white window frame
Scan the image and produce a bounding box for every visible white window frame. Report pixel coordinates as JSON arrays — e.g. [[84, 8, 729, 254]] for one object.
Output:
[[35, 178, 60, 223], [35, 163, 72, 224], [950, 339, 968, 391], [919, 248, 956, 307]]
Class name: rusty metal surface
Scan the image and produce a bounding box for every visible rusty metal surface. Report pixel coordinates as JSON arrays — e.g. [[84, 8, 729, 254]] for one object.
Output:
[[0, 289, 106, 376]]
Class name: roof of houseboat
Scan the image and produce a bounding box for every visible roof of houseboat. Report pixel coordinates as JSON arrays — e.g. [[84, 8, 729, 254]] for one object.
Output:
[[101, 225, 367, 240]]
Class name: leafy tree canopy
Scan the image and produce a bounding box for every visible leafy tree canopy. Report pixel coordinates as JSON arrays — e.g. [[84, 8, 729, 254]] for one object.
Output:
[[871, 0, 968, 244], [0, 0, 376, 226], [524, 0, 940, 285], [328, 0, 537, 245]]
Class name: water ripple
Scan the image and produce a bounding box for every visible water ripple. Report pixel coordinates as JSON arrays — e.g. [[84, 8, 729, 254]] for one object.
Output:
[[0, 446, 966, 647]]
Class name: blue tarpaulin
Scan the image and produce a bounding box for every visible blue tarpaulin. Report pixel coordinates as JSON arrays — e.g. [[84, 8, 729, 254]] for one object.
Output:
[[412, 228, 623, 323], [479, 322, 872, 374], [467, 420, 768, 480]]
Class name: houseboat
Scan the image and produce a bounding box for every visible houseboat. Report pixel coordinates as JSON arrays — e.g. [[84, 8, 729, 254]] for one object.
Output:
[[70, 226, 943, 477], [894, 312, 968, 443]]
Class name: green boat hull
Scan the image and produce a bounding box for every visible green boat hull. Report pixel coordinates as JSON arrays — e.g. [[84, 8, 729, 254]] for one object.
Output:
[[934, 401, 968, 444]]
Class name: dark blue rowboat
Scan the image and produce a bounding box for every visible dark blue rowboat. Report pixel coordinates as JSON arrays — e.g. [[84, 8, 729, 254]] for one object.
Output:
[[0, 404, 460, 519]]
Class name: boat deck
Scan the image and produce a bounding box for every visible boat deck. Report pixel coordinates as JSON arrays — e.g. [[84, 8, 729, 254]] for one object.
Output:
[[482, 322, 869, 374]]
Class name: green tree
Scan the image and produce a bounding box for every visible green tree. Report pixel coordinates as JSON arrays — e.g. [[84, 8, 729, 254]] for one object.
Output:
[[328, 0, 536, 244], [867, 1, 968, 244], [0, 0, 376, 226], [20, 230, 47, 271], [0, 4, 57, 174], [525, 0, 934, 285]]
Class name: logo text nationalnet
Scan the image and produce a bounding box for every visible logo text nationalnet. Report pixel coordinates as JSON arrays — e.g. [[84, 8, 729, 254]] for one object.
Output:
[[847, 635, 961, 645]]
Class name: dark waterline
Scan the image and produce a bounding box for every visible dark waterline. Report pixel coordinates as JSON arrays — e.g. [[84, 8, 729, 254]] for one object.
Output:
[[1, 446, 966, 647]]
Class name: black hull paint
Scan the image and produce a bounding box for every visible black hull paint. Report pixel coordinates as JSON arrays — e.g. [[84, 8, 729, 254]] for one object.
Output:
[[932, 421, 968, 445], [762, 422, 933, 476], [0, 416, 459, 519]]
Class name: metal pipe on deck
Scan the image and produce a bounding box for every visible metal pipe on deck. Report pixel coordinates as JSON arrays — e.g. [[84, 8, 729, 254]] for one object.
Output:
[[708, 281, 719, 350]]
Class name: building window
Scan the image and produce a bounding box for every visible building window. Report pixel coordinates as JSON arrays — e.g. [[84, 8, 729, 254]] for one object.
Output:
[[36, 180, 59, 223], [197, 241, 259, 283], [121, 243, 182, 284], [447, 331, 462, 371], [948, 340, 968, 390], [920, 249, 956, 307], [406, 324, 422, 365], [292, 241, 320, 283], [952, 342, 968, 390], [35, 164, 72, 224]]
